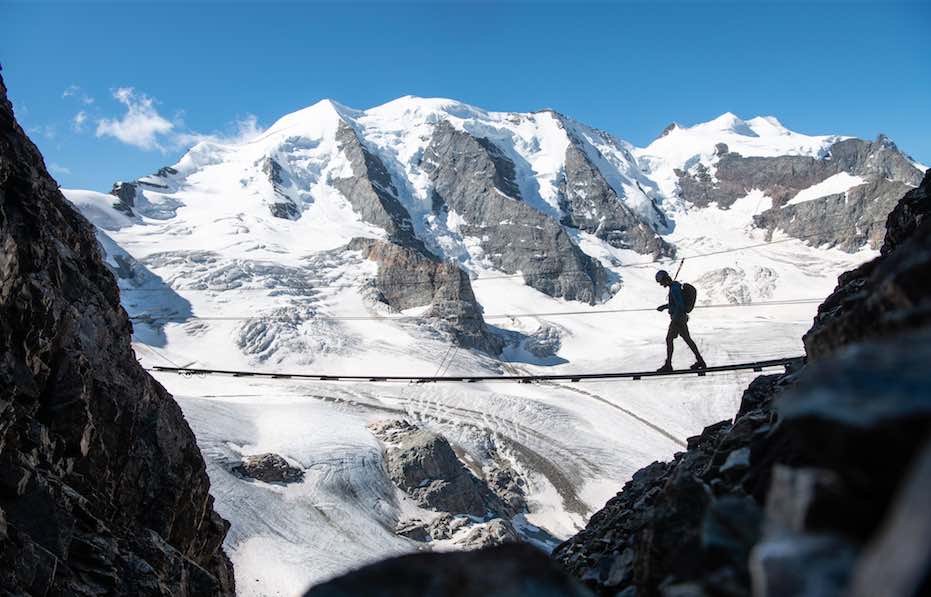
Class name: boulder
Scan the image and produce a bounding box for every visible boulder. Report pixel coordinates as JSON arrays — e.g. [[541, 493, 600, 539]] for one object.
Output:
[[368, 420, 507, 518], [234, 453, 304, 484], [303, 543, 593, 597]]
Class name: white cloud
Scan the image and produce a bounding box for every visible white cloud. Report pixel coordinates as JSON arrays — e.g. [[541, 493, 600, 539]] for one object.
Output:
[[173, 114, 264, 147], [91, 86, 265, 152], [73, 110, 88, 132], [63, 84, 94, 105], [49, 163, 71, 175], [96, 87, 174, 150]]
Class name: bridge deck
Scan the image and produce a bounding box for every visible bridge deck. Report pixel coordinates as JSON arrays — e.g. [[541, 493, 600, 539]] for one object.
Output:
[[149, 356, 805, 383]]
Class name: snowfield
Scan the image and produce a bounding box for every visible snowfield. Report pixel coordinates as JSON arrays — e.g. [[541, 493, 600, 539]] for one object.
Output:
[[62, 98, 909, 596]]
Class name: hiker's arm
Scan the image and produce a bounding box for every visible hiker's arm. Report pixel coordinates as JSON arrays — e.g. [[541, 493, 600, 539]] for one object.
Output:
[[656, 304, 668, 312]]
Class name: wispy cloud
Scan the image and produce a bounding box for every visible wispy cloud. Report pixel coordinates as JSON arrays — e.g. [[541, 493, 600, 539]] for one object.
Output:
[[92, 86, 264, 152], [63, 84, 95, 105], [173, 114, 264, 147], [73, 110, 88, 132], [96, 87, 174, 150], [49, 163, 71, 175], [28, 124, 57, 140]]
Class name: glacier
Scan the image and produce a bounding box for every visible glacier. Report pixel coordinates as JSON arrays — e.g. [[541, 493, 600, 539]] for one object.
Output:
[[62, 96, 924, 596]]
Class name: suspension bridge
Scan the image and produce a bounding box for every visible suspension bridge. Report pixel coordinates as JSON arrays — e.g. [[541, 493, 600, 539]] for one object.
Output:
[[148, 355, 805, 384]]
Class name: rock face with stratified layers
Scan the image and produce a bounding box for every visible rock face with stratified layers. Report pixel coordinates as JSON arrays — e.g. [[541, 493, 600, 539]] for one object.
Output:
[[348, 237, 503, 354], [676, 136, 923, 251], [423, 120, 610, 304], [0, 72, 235, 596]]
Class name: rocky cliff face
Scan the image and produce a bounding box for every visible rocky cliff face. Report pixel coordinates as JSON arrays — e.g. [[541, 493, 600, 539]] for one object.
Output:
[[803, 170, 931, 358], [424, 121, 610, 304], [333, 121, 422, 249], [0, 73, 234, 595], [369, 419, 524, 548], [559, 141, 672, 258], [260, 156, 302, 220], [551, 171, 931, 596], [348, 237, 503, 354], [676, 137, 923, 251]]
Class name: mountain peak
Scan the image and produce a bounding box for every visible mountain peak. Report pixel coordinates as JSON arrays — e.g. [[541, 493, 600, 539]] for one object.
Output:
[[702, 112, 757, 136]]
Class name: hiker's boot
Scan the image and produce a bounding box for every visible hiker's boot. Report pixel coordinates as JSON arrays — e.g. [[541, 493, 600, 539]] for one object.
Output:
[[656, 362, 673, 373], [690, 359, 707, 370]]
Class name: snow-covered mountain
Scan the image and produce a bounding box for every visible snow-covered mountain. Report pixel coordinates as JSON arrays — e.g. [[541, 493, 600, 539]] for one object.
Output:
[[63, 98, 924, 595]]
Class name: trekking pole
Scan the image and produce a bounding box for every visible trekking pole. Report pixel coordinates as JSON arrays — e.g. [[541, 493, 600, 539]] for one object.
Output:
[[673, 258, 685, 281]]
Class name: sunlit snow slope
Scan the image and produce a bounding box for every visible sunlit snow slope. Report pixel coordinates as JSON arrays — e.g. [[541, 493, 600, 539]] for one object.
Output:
[[64, 98, 924, 596]]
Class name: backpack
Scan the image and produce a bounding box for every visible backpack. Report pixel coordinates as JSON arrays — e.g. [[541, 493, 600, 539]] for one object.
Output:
[[682, 283, 697, 313]]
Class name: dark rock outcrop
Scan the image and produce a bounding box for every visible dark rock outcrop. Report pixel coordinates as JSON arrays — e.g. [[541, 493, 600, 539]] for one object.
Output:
[[423, 121, 609, 304], [260, 156, 301, 220], [803, 170, 931, 359], [110, 180, 138, 216], [234, 453, 304, 484], [333, 121, 423, 249], [349, 237, 503, 354], [368, 420, 518, 519], [559, 141, 672, 258], [0, 73, 234, 595], [552, 171, 931, 596], [303, 543, 593, 597], [676, 136, 923, 251]]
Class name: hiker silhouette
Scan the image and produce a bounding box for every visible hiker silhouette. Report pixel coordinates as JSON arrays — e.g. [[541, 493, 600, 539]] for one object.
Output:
[[655, 270, 706, 372]]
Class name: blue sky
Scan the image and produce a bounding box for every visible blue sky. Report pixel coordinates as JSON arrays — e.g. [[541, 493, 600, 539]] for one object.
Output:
[[3, 1, 929, 191]]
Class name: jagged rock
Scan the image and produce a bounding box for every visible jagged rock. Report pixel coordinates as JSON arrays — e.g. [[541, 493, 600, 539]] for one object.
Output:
[[520, 324, 563, 358], [333, 121, 422, 248], [395, 519, 430, 542], [348, 237, 503, 354], [753, 176, 913, 252], [558, 141, 672, 257], [804, 170, 931, 358], [259, 156, 301, 220], [0, 73, 234, 595], [234, 453, 304, 484], [776, 330, 931, 539], [423, 120, 609, 304], [110, 180, 138, 216], [303, 542, 593, 597], [368, 420, 508, 518], [453, 519, 518, 549], [701, 495, 762, 575], [676, 137, 923, 251], [108, 178, 181, 220]]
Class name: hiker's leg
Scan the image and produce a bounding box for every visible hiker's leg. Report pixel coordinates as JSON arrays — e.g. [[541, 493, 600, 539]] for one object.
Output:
[[680, 323, 704, 360], [665, 322, 676, 364]]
